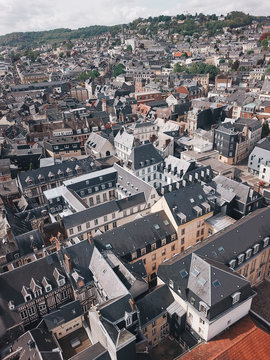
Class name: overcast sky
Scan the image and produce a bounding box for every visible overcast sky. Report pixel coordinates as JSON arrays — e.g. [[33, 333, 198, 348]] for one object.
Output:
[[0, 0, 269, 36]]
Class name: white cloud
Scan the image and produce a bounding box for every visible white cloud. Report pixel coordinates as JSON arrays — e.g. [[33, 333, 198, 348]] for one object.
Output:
[[0, 0, 269, 36]]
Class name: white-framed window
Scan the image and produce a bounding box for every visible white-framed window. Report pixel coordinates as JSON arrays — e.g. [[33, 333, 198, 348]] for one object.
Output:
[[45, 285, 52, 293], [245, 249, 252, 259], [20, 309, 28, 320], [58, 278, 65, 287], [24, 294, 32, 302], [161, 239, 166, 246], [126, 315, 132, 327], [131, 252, 137, 260], [69, 228, 74, 235], [232, 292, 241, 304], [229, 259, 236, 269], [141, 248, 146, 255], [253, 243, 260, 254], [237, 254, 245, 265], [151, 243, 156, 251], [169, 279, 174, 288], [263, 237, 269, 247]]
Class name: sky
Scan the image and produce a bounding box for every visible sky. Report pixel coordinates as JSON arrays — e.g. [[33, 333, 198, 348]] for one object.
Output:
[[0, 0, 269, 36]]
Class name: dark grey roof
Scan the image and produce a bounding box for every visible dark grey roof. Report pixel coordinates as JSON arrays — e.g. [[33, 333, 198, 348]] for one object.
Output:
[[18, 157, 95, 189], [11, 328, 62, 360], [43, 300, 83, 331], [98, 294, 133, 323], [69, 342, 110, 360], [94, 211, 176, 257], [136, 285, 174, 326], [128, 143, 163, 170], [62, 240, 95, 287], [15, 229, 44, 257], [255, 137, 270, 151], [62, 192, 146, 229], [163, 183, 212, 225]]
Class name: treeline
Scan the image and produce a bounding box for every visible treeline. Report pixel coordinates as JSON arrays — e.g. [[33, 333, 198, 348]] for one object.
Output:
[[0, 25, 110, 48]]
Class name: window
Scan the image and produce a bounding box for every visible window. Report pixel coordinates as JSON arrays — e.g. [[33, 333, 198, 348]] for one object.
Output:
[[69, 228, 74, 235], [126, 316, 132, 327], [39, 304, 47, 311], [169, 279, 174, 288], [245, 249, 252, 259], [162, 249, 166, 256], [263, 237, 269, 247], [237, 254, 245, 265], [190, 297, 195, 305], [20, 310, 28, 320], [77, 225, 82, 232], [199, 318, 205, 324], [112, 212, 115, 219], [152, 254, 156, 261], [45, 285, 52, 293], [28, 306, 36, 316], [161, 239, 166, 246], [96, 195, 101, 204], [171, 244, 175, 252], [94, 219, 98, 226], [103, 193, 107, 201], [113, 221, 117, 228], [253, 244, 260, 254], [181, 238, 185, 245], [86, 222, 90, 229], [62, 290, 68, 300], [232, 292, 241, 304], [199, 302, 208, 315], [229, 259, 236, 269], [152, 263, 156, 271], [131, 252, 137, 260], [181, 228, 185, 235], [24, 294, 32, 302], [104, 215, 108, 222], [151, 243, 156, 251], [104, 224, 109, 231], [141, 248, 146, 255], [89, 197, 94, 206]]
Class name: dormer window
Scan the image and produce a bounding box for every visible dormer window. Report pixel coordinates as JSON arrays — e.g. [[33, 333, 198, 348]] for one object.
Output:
[[34, 289, 42, 298], [232, 292, 241, 304], [199, 301, 209, 315], [263, 237, 269, 248], [45, 285, 52, 293], [25, 294, 32, 302], [125, 314, 132, 327], [229, 259, 236, 269], [58, 278, 65, 287], [245, 249, 252, 259], [169, 279, 174, 288], [253, 244, 260, 254], [237, 254, 245, 265]]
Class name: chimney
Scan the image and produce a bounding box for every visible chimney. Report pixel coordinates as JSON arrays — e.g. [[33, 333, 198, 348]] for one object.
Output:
[[129, 298, 136, 311], [65, 254, 72, 272]]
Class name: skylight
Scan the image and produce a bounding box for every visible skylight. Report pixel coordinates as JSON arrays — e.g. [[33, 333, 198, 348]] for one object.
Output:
[[180, 269, 188, 278], [218, 246, 224, 253], [153, 224, 160, 230], [163, 220, 169, 226], [198, 194, 203, 200], [190, 198, 195, 203], [198, 277, 207, 286], [191, 268, 200, 277], [213, 280, 221, 288]]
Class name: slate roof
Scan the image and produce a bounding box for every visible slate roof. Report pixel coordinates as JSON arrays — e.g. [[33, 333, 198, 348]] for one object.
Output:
[[94, 211, 176, 257], [43, 300, 83, 331], [98, 294, 133, 323], [128, 143, 163, 170], [18, 157, 95, 189], [15, 229, 44, 257], [62, 192, 146, 229], [136, 285, 174, 326], [62, 240, 95, 287], [69, 342, 110, 360], [254, 136, 270, 151], [12, 328, 62, 360], [114, 163, 157, 203], [163, 183, 212, 226]]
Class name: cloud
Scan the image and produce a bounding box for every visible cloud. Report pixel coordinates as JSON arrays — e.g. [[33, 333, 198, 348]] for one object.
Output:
[[0, 0, 269, 36]]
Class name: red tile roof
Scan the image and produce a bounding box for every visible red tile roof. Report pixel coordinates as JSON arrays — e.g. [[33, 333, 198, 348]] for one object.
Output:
[[180, 316, 270, 360]]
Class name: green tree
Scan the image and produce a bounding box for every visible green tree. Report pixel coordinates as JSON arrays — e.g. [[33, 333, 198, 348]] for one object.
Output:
[[126, 45, 132, 52], [232, 60, 240, 71], [173, 63, 182, 73], [262, 122, 270, 138], [113, 63, 125, 77], [262, 39, 268, 50]]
